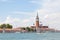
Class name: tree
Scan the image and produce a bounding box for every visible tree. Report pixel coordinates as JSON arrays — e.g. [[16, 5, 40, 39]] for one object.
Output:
[[0, 24, 12, 29], [6, 24, 12, 29], [0, 24, 6, 29], [26, 27, 33, 32]]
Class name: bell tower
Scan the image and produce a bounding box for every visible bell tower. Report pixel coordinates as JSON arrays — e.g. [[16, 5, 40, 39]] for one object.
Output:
[[36, 13, 39, 28], [35, 12, 40, 32]]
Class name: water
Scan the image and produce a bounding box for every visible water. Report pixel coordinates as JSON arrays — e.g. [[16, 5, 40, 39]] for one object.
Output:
[[0, 32, 60, 40]]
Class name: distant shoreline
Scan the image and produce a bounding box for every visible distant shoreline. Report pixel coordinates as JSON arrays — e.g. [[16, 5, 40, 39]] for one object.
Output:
[[0, 28, 60, 33]]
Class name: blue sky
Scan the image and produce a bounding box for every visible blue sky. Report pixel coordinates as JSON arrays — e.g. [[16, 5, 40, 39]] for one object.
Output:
[[0, 0, 41, 20], [0, 0, 60, 30], [0, 0, 41, 27]]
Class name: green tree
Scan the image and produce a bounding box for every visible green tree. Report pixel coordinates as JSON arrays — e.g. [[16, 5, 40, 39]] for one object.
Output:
[[0, 24, 12, 29], [6, 24, 12, 29], [0, 24, 6, 29], [26, 27, 34, 32]]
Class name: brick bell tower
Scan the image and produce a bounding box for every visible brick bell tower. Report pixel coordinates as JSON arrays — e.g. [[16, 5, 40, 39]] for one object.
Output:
[[35, 12, 40, 32], [36, 13, 39, 28]]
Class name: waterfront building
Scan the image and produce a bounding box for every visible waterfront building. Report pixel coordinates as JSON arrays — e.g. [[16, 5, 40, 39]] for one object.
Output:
[[31, 12, 49, 33]]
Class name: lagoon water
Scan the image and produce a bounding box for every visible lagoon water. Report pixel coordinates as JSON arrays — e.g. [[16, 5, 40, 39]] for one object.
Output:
[[0, 32, 60, 40]]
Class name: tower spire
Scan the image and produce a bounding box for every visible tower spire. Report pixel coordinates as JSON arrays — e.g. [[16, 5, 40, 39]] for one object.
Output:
[[37, 12, 38, 17], [36, 12, 39, 19]]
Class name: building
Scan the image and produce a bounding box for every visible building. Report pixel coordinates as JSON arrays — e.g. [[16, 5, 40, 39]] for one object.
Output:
[[31, 12, 48, 32], [35, 13, 48, 28]]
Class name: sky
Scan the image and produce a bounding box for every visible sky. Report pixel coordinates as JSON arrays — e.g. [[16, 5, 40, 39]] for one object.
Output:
[[0, 0, 60, 30]]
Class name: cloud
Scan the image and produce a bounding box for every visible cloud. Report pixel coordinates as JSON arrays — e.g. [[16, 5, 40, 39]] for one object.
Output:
[[29, 1, 36, 3], [29, 0, 41, 4], [0, 16, 21, 27], [5, 16, 21, 23], [12, 11, 34, 16], [23, 19, 30, 23], [36, 0, 60, 30], [0, 15, 35, 28]]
